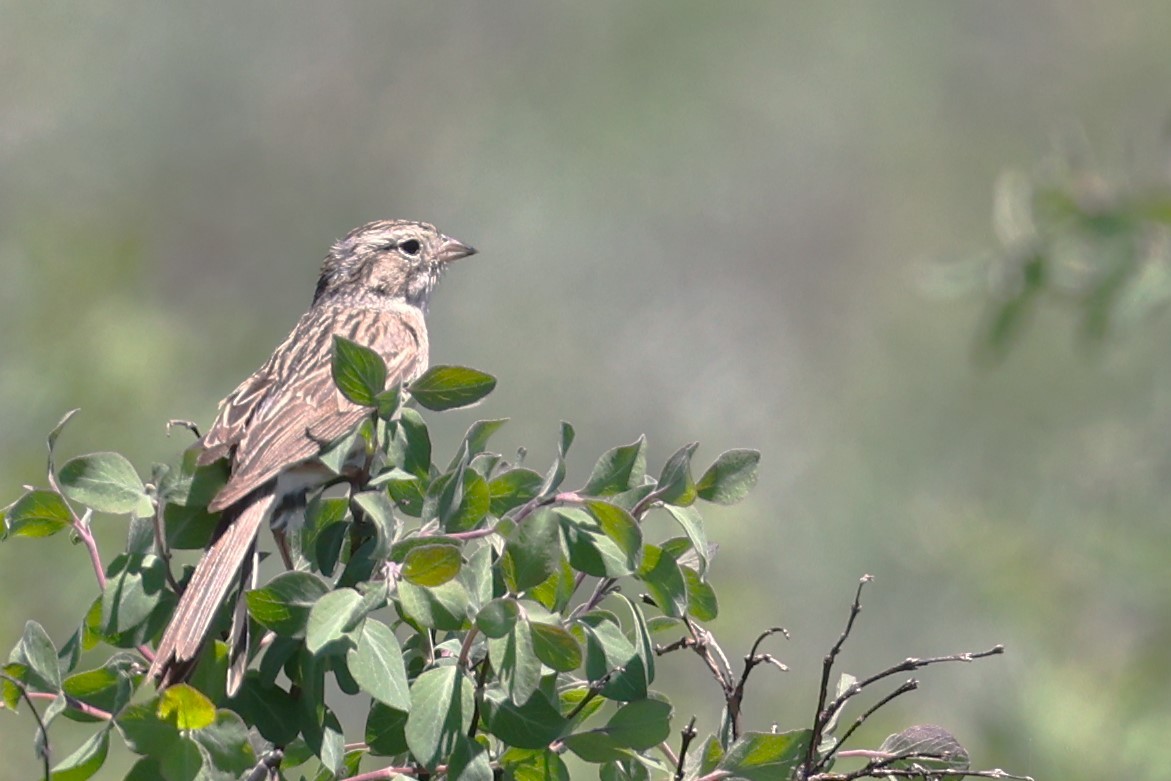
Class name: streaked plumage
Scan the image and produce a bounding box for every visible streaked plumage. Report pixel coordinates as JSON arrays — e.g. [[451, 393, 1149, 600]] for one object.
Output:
[[149, 219, 475, 692]]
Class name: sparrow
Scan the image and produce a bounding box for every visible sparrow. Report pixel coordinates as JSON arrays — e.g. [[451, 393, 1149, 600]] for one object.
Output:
[[148, 219, 476, 693]]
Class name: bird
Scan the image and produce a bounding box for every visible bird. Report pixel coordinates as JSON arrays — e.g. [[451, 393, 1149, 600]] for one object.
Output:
[[148, 219, 476, 693]]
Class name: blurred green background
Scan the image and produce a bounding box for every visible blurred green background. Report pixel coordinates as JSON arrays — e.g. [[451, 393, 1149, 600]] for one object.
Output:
[[4, 3, 1171, 779]]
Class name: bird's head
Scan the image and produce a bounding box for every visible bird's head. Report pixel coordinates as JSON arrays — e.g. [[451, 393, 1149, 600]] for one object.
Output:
[[314, 219, 476, 310]]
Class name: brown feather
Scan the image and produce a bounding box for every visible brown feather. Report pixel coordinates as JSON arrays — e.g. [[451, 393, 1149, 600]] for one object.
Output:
[[149, 489, 274, 688], [206, 303, 427, 511]]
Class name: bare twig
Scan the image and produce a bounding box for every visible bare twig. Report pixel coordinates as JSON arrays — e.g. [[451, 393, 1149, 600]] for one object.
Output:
[[725, 626, 789, 740], [804, 575, 872, 775], [566, 667, 623, 721], [819, 680, 918, 770], [675, 716, 698, 780]]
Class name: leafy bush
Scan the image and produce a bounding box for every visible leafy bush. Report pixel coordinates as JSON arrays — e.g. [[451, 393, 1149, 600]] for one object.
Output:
[[1, 341, 1023, 781]]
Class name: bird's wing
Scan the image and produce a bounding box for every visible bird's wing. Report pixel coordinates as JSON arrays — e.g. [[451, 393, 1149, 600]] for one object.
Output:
[[208, 304, 427, 511]]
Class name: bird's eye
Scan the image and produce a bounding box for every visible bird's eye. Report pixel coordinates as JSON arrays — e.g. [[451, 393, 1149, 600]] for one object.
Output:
[[399, 239, 421, 257]]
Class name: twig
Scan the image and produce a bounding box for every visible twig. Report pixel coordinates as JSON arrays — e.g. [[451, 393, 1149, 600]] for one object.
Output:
[[809, 764, 1033, 781], [243, 747, 283, 781], [675, 716, 698, 781], [819, 680, 918, 770], [0, 672, 51, 780], [822, 646, 1005, 734], [725, 626, 789, 740], [456, 627, 480, 670], [804, 575, 872, 775], [26, 691, 113, 721], [566, 667, 623, 721]]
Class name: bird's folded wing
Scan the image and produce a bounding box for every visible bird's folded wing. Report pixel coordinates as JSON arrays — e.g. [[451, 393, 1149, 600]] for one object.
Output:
[[208, 306, 425, 511]]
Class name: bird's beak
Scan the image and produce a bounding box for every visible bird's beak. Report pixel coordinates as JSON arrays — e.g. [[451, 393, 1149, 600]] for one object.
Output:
[[436, 234, 477, 264]]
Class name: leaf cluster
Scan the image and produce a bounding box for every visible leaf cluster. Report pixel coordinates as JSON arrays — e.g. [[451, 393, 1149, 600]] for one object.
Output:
[[0, 338, 1024, 781]]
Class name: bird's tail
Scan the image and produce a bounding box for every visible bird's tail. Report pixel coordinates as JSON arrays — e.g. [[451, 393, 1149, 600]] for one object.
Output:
[[149, 488, 274, 691]]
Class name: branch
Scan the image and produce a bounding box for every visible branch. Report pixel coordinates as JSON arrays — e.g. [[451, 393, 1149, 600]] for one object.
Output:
[[725, 626, 789, 740], [804, 575, 872, 775], [820, 680, 918, 769], [674, 716, 698, 781], [26, 691, 113, 721]]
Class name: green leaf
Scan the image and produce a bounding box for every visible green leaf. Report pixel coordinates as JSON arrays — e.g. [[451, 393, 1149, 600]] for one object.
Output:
[[409, 365, 497, 411], [190, 710, 256, 778], [229, 675, 300, 745], [682, 565, 719, 621], [305, 588, 364, 655], [331, 335, 388, 406], [17, 620, 61, 692], [114, 699, 181, 757], [488, 468, 544, 515], [302, 705, 345, 778], [529, 558, 576, 614], [578, 612, 646, 701], [427, 465, 491, 533], [162, 503, 219, 550], [300, 495, 350, 572], [615, 594, 656, 694], [696, 449, 760, 505], [101, 554, 167, 635], [656, 442, 699, 507], [583, 436, 648, 496], [489, 620, 541, 705], [716, 730, 812, 781], [347, 619, 410, 710], [528, 621, 582, 672], [538, 422, 575, 496], [388, 408, 432, 479], [447, 734, 493, 781], [585, 501, 642, 565], [379, 469, 427, 516], [5, 490, 72, 538], [366, 701, 409, 756], [561, 731, 629, 763], [559, 508, 637, 578], [246, 571, 330, 637], [476, 598, 521, 639], [500, 748, 570, 781], [376, 385, 402, 420], [62, 666, 130, 722], [158, 737, 201, 781], [483, 688, 569, 749], [698, 735, 724, 775], [503, 508, 561, 592], [603, 698, 672, 750], [398, 580, 471, 631], [637, 545, 687, 618], [318, 417, 375, 475], [157, 683, 216, 730], [352, 489, 398, 558], [58, 452, 149, 515], [402, 542, 463, 587], [49, 726, 110, 781], [46, 408, 79, 479], [662, 504, 709, 576], [448, 418, 510, 471], [405, 666, 475, 770]]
